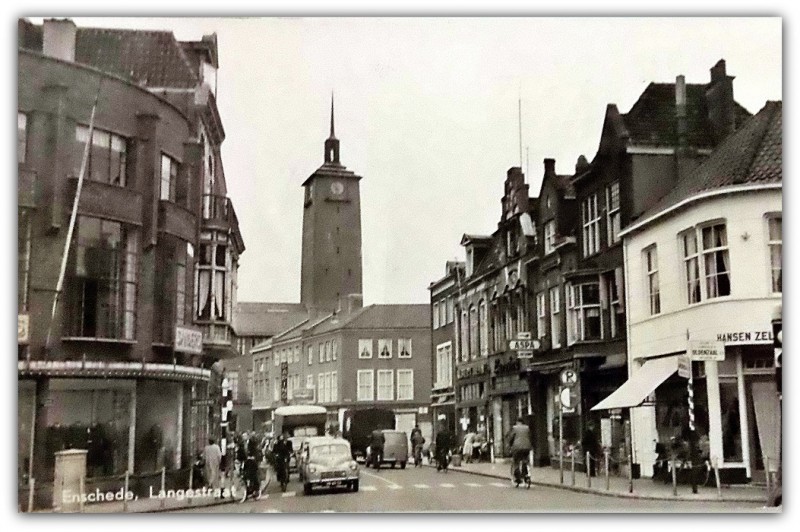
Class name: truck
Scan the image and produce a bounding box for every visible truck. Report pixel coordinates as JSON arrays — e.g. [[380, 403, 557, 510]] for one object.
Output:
[[273, 405, 328, 473], [342, 408, 396, 460]]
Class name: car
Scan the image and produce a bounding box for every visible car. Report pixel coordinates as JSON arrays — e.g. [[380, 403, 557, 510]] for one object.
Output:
[[300, 436, 360, 495], [365, 430, 409, 469]]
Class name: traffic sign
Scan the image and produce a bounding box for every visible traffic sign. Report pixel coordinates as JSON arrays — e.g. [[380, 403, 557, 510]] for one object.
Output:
[[559, 368, 578, 387], [677, 355, 691, 379], [517, 350, 534, 359], [559, 387, 578, 413]]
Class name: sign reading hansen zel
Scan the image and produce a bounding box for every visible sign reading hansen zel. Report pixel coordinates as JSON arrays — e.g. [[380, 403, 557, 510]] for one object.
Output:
[[174, 326, 203, 354]]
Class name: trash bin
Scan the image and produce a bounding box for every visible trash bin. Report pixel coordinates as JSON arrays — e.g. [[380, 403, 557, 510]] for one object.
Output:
[[53, 449, 88, 512]]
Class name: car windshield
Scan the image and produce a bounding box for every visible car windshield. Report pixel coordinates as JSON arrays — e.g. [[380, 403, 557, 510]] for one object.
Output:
[[310, 444, 350, 459]]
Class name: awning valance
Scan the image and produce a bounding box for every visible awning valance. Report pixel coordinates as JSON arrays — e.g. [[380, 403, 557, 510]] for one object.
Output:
[[591, 355, 679, 411]]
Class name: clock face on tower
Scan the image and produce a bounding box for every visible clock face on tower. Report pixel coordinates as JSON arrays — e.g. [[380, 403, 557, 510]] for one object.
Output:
[[330, 181, 344, 195]]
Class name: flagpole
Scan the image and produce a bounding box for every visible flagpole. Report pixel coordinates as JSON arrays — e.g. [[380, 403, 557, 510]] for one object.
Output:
[[44, 80, 102, 350]]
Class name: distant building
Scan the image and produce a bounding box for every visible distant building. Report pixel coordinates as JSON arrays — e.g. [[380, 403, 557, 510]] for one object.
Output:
[[17, 18, 244, 499], [597, 101, 781, 483]]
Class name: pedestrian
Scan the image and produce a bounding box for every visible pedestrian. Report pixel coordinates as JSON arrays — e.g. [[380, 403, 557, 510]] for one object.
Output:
[[581, 423, 601, 477], [410, 425, 425, 466], [369, 429, 386, 469], [203, 437, 223, 493], [462, 431, 475, 463], [435, 423, 453, 471]]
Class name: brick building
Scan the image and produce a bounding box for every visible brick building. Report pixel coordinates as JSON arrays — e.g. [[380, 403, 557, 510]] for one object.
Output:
[[17, 19, 244, 502]]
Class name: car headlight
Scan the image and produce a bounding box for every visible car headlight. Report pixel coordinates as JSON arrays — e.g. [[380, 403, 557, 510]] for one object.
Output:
[[309, 466, 317, 473], [349, 461, 358, 470]]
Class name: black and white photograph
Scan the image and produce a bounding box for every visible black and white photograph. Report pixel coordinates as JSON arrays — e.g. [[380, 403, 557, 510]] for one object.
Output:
[[12, 12, 784, 516]]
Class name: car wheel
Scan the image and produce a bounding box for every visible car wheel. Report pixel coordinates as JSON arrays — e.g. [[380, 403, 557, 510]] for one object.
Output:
[[400, 462, 406, 470], [352, 480, 359, 492], [304, 483, 312, 496]]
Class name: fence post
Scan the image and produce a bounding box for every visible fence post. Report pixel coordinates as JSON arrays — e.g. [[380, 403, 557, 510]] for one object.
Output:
[[604, 449, 610, 490], [188, 462, 194, 504], [27, 477, 35, 513], [671, 457, 678, 497], [765, 457, 771, 494], [570, 448, 576, 486], [713, 458, 722, 499], [627, 450, 633, 494], [586, 452, 592, 488], [160, 466, 166, 509], [123, 471, 130, 512]]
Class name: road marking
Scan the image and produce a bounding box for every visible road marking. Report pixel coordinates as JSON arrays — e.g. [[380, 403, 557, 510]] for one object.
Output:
[[261, 509, 281, 513], [281, 491, 296, 498], [361, 469, 403, 490], [321, 510, 336, 513], [413, 484, 430, 489], [362, 486, 378, 491], [490, 482, 509, 488], [463, 482, 482, 487], [387, 485, 403, 490], [439, 483, 455, 488]]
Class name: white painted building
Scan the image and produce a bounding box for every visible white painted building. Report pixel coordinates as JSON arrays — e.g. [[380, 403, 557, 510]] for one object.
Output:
[[594, 101, 782, 484]]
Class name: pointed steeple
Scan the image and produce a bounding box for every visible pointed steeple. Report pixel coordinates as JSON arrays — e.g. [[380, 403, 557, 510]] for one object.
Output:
[[324, 93, 340, 164], [329, 92, 336, 139]]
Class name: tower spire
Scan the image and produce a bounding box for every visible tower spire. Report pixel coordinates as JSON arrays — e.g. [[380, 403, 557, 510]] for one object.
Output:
[[330, 92, 336, 139]]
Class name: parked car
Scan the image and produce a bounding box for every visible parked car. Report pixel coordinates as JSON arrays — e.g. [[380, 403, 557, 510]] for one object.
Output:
[[366, 430, 409, 469], [300, 436, 360, 495]]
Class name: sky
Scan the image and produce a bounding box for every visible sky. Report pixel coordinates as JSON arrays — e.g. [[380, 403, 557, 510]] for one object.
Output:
[[24, 16, 783, 306]]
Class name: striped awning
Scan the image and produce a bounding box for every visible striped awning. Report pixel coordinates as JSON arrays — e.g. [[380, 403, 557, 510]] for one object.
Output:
[[591, 355, 680, 411]]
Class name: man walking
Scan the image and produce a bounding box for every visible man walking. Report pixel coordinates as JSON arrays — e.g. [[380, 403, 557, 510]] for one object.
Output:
[[410, 425, 425, 466], [435, 423, 453, 471]]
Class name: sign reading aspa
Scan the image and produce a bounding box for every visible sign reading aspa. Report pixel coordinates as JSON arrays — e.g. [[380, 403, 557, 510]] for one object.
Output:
[[688, 340, 725, 361], [174, 326, 203, 354]]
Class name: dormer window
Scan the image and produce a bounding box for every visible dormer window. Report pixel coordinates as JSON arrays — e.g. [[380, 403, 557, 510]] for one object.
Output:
[[466, 248, 474, 277]]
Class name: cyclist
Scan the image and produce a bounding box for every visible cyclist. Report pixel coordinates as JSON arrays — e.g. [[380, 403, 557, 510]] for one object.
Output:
[[410, 425, 425, 467], [272, 431, 294, 492], [506, 418, 532, 486]]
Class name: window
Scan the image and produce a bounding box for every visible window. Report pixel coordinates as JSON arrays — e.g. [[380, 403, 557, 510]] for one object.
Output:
[[247, 370, 253, 400], [18, 112, 27, 163], [74, 125, 127, 186], [469, 305, 479, 360], [378, 339, 392, 359], [18, 209, 32, 312], [581, 193, 601, 256], [645, 246, 661, 315], [606, 182, 621, 245], [536, 293, 546, 340], [319, 342, 324, 363], [306, 374, 314, 390], [397, 370, 414, 400], [479, 300, 488, 357], [318, 373, 327, 403], [435, 342, 453, 388], [195, 237, 230, 321], [433, 302, 440, 329], [460, 310, 470, 362], [682, 230, 701, 304], [357, 370, 374, 401], [323, 341, 330, 362], [330, 371, 337, 402], [446, 297, 454, 323], [280, 350, 287, 364], [273, 377, 280, 402], [398, 338, 412, 358], [66, 216, 138, 339], [228, 372, 239, 402], [544, 220, 556, 254], [701, 224, 731, 299], [604, 269, 625, 337], [439, 300, 446, 329], [307, 346, 313, 365], [767, 216, 782, 293], [294, 346, 301, 363], [175, 244, 187, 326], [358, 339, 373, 359], [549, 287, 561, 348], [274, 352, 279, 366], [160, 154, 179, 202], [332, 339, 338, 361], [566, 282, 601, 344], [377, 369, 394, 401]]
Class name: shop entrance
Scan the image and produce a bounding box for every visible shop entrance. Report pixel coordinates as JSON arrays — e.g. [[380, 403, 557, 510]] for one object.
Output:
[[745, 377, 779, 483]]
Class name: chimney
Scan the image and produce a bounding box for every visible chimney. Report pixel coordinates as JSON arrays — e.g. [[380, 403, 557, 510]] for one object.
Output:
[[543, 158, 555, 176], [346, 294, 363, 314], [705, 59, 737, 143], [43, 18, 77, 62], [575, 155, 589, 174], [675, 75, 688, 150]]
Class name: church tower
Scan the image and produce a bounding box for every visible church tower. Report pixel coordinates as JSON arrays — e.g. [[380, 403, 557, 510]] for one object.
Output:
[[300, 96, 364, 311]]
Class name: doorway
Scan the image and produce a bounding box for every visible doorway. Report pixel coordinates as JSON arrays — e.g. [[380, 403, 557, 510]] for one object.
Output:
[[745, 377, 779, 483]]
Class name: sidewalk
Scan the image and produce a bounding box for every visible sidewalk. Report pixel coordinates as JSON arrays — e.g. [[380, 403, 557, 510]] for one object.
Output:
[[438, 459, 768, 503]]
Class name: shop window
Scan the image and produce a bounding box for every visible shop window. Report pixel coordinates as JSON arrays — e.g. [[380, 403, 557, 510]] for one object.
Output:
[[767, 215, 782, 293], [720, 380, 743, 461], [74, 125, 127, 186]]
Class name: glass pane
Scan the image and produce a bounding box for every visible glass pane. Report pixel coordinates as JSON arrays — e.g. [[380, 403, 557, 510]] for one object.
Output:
[[684, 232, 697, 256], [768, 218, 782, 241], [720, 381, 743, 461], [582, 283, 600, 304]]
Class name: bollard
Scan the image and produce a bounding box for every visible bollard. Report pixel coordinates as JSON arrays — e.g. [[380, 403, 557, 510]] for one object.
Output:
[[571, 448, 576, 486], [765, 457, 771, 494], [79, 475, 85, 513], [604, 450, 610, 491], [713, 459, 722, 499], [123, 471, 130, 512], [160, 466, 166, 509], [627, 451, 633, 494], [559, 449, 564, 484], [27, 477, 35, 513], [188, 463, 194, 504], [586, 452, 592, 488], [671, 457, 678, 496]]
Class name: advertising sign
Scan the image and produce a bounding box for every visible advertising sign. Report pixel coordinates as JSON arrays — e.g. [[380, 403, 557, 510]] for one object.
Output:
[[280, 362, 289, 403], [688, 340, 725, 361], [677, 355, 692, 379], [18, 314, 30, 344], [174, 325, 203, 354]]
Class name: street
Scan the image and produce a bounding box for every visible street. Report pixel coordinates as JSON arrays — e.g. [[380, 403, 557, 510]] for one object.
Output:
[[168, 466, 770, 513]]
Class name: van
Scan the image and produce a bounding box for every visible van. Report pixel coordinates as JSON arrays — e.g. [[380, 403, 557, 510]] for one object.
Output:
[[367, 430, 409, 469]]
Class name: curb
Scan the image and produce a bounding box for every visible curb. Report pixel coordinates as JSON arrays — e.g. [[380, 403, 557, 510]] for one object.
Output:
[[424, 464, 766, 504]]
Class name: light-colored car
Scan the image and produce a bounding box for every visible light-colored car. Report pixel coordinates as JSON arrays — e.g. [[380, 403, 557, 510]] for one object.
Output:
[[300, 436, 360, 495], [366, 430, 409, 469]]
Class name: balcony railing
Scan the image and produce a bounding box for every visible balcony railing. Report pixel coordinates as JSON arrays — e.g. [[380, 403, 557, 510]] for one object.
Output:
[[202, 194, 245, 253], [198, 321, 233, 347]]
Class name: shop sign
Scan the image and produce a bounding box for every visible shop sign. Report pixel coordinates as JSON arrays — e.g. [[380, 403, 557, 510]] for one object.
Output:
[[280, 362, 288, 403], [688, 340, 725, 361], [715, 330, 773, 345], [18, 314, 30, 344], [291, 388, 315, 405], [677, 355, 692, 379], [508, 332, 539, 358], [191, 398, 214, 406], [174, 326, 203, 354]]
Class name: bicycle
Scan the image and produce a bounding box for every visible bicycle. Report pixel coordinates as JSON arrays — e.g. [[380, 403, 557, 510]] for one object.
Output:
[[413, 444, 424, 467], [511, 455, 531, 489]]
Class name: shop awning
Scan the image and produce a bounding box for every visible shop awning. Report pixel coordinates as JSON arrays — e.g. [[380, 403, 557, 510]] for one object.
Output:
[[591, 355, 679, 411]]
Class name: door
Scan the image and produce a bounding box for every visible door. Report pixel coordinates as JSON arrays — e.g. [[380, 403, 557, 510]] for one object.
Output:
[[395, 413, 417, 454], [747, 379, 780, 482]]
